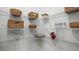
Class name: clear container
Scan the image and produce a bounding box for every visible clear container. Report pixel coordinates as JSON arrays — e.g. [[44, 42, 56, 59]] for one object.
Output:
[[10, 15, 22, 21], [42, 14, 49, 24], [68, 12, 79, 23]]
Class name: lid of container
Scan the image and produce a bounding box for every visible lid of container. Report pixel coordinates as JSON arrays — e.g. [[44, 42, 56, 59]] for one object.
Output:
[[10, 8, 22, 17]]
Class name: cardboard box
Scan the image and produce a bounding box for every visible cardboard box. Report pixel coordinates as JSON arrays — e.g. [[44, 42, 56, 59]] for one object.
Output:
[[8, 20, 24, 29], [10, 9, 22, 17], [29, 25, 37, 28], [28, 12, 38, 19], [69, 22, 79, 28], [64, 7, 79, 14]]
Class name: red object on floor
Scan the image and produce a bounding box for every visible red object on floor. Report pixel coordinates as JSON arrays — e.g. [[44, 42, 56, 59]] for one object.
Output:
[[50, 32, 56, 40]]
